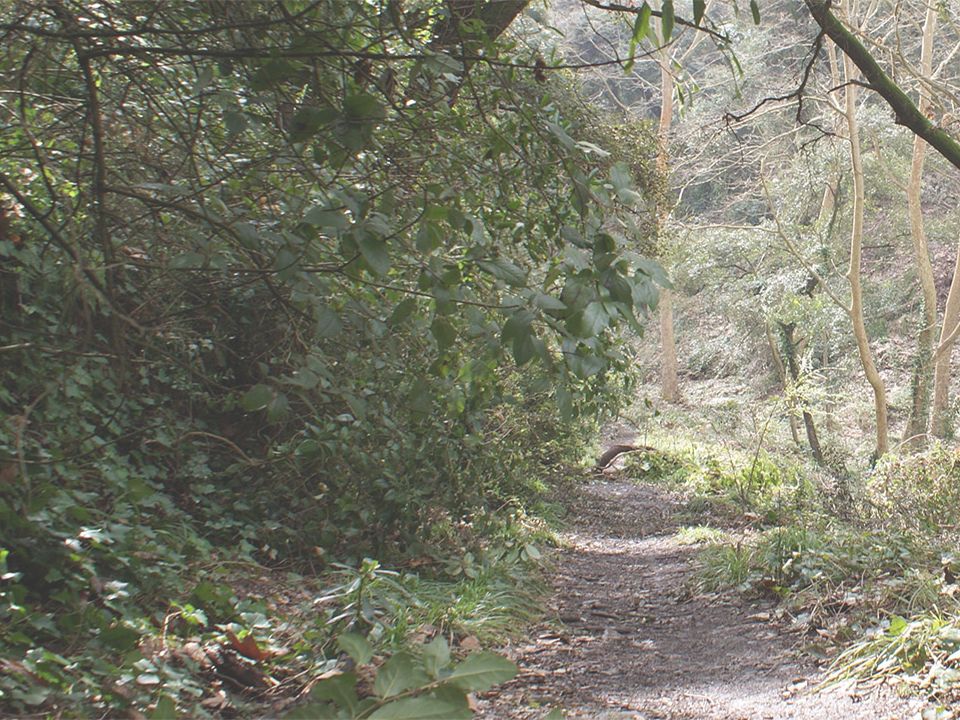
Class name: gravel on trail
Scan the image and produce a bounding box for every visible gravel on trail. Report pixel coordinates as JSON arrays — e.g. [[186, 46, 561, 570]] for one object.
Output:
[[478, 475, 923, 719]]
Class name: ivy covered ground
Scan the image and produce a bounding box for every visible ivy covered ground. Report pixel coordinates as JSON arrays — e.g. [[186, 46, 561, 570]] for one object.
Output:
[[0, 0, 655, 716], [6, 1, 960, 718]]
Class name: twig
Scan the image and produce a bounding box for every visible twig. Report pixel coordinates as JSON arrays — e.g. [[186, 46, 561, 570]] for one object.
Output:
[[174, 431, 263, 466]]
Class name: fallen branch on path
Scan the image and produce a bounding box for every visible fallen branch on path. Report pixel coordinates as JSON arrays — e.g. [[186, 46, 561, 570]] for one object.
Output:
[[594, 444, 655, 471]]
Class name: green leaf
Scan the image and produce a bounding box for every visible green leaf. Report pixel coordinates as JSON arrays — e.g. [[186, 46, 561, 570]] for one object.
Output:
[[423, 205, 449, 221], [566, 302, 607, 338], [501, 309, 533, 345], [358, 234, 391, 276], [477, 258, 527, 287], [368, 695, 471, 720], [501, 309, 537, 366], [605, 272, 634, 306], [389, 298, 417, 326], [610, 162, 632, 192], [750, 0, 761, 24], [408, 378, 432, 414], [241, 384, 273, 411], [267, 392, 289, 421], [632, 3, 651, 44], [169, 252, 206, 270], [13, 688, 49, 706], [416, 221, 443, 253], [632, 275, 659, 310], [373, 652, 429, 699], [250, 60, 303, 90], [547, 122, 576, 150], [149, 695, 177, 720], [625, 3, 652, 72], [305, 206, 349, 230], [512, 332, 537, 366], [311, 672, 359, 712], [431, 318, 457, 351], [99, 623, 141, 651], [289, 106, 338, 143], [566, 350, 605, 379], [534, 292, 567, 312], [338, 632, 373, 664], [234, 222, 261, 249], [634, 257, 672, 288], [560, 277, 596, 312], [888, 616, 908, 636], [250, 59, 300, 90], [344, 93, 387, 121], [446, 652, 517, 692], [422, 636, 451, 679], [316, 305, 343, 338], [693, 0, 705, 26], [661, 0, 674, 42], [223, 110, 248, 136]]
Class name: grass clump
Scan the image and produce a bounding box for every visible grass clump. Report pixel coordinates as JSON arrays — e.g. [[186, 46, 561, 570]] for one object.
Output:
[[675, 525, 730, 546], [826, 613, 960, 701], [698, 542, 757, 592], [621, 447, 694, 485]]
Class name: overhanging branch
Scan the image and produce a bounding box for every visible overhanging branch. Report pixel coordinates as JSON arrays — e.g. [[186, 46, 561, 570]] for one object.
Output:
[[804, 0, 960, 171]]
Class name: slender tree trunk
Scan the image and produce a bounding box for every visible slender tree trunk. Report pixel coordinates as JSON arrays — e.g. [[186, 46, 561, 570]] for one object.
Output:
[[843, 47, 889, 458], [902, 3, 938, 447], [931, 245, 960, 437], [817, 176, 839, 228], [766, 324, 801, 446], [778, 323, 825, 463], [657, 44, 680, 402], [660, 289, 679, 401]]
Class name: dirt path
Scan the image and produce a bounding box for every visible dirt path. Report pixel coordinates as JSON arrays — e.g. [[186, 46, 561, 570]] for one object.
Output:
[[479, 476, 923, 719]]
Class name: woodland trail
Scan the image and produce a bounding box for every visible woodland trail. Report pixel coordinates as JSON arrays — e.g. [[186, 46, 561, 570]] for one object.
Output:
[[479, 473, 923, 719]]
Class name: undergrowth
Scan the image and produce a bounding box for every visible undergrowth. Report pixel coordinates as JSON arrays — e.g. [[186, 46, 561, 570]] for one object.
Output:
[[645, 437, 960, 707], [1, 536, 547, 717]]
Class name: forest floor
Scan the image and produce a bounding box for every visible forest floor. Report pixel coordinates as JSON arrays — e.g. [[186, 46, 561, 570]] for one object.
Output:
[[478, 467, 925, 719]]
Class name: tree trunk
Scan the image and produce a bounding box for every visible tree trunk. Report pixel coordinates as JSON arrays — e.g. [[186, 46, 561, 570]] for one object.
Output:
[[419, 0, 529, 104], [657, 40, 680, 403], [842, 46, 889, 458], [766, 323, 801, 446], [778, 323, 825, 463], [430, 0, 529, 48], [902, 2, 938, 447], [660, 288, 679, 401], [816, 175, 839, 228], [931, 244, 960, 437]]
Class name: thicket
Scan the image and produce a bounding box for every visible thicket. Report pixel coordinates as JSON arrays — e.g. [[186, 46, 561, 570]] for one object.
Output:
[[0, 1, 662, 715]]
